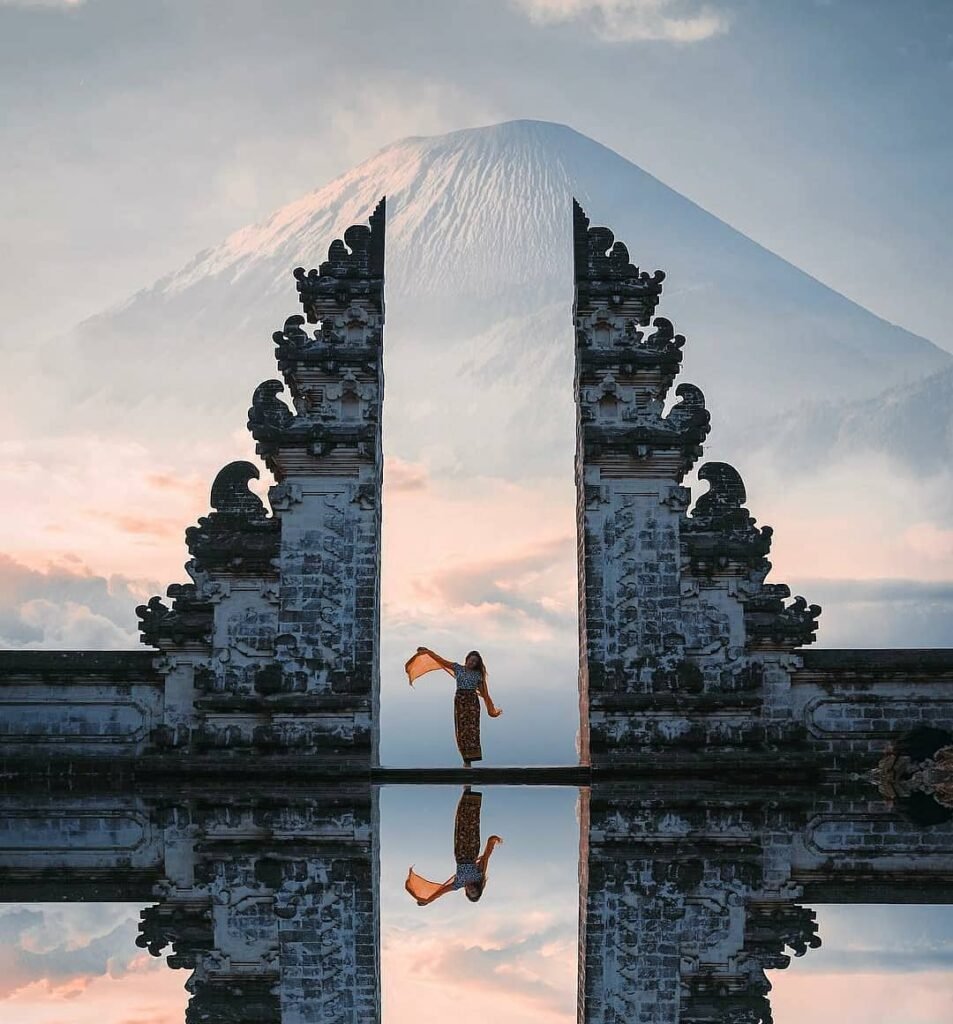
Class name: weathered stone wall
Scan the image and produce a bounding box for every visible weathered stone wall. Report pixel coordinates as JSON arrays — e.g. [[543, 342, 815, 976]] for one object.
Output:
[[0, 652, 165, 760], [578, 781, 953, 1024], [4, 196, 953, 772], [0, 203, 387, 768], [792, 650, 953, 770], [573, 200, 953, 770], [0, 785, 381, 1024]]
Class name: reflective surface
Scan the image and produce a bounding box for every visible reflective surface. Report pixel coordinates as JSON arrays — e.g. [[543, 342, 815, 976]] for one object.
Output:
[[1, 780, 952, 1023]]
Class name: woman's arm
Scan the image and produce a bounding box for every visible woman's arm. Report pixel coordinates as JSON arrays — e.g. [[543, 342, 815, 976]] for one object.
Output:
[[415, 647, 456, 674], [476, 835, 503, 873], [477, 680, 503, 717]]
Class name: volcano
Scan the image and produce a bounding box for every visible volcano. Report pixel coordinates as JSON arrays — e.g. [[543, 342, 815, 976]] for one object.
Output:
[[49, 119, 948, 479]]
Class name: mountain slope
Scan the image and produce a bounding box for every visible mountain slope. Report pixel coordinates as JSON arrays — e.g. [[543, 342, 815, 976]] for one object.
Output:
[[46, 119, 950, 478], [751, 363, 953, 477]]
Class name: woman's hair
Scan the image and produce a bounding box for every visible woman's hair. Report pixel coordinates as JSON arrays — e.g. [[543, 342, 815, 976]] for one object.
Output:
[[465, 650, 487, 686], [464, 879, 487, 902]]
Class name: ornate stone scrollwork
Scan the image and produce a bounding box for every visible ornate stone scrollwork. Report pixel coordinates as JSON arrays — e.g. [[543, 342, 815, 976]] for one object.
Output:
[[293, 197, 386, 321], [136, 900, 213, 970], [185, 462, 280, 575], [573, 199, 665, 323], [744, 901, 822, 971], [249, 375, 377, 467], [136, 584, 214, 649], [247, 380, 296, 438], [745, 585, 821, 649], [662, 381, 711, 447], [683, 462, 773, 573]]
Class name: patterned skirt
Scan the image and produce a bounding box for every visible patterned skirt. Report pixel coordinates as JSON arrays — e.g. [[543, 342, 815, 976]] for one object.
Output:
[[454, 690, 483, 764], [454, 787, 483, 862]]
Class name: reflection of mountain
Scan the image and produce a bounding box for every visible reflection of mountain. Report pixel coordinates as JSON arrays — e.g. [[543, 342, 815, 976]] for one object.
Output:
[[50, 119, 949, 478]]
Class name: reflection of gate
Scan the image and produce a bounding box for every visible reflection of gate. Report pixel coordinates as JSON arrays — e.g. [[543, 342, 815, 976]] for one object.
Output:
[[3, 779, 952, 1024], [0, 785, 379, 1022], [578, 781, 953, 1024], [2, 199, 953, 771]]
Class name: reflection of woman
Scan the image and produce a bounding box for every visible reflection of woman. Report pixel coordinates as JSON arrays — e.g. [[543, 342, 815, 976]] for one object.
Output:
[[405, 787, 503, 905], [405, 647, 502, 766]]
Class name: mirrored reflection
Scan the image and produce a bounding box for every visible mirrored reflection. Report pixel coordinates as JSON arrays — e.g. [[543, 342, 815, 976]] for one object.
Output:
[[405, 787, 502, 906], [0, 778, 951, 1023]]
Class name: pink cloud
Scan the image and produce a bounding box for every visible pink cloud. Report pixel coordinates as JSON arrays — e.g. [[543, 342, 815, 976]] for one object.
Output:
[[3, 964, 187, 1024], [98, 513, 183, 540], [144, 472, 206, 497], [385, 456, 430, 492], [381, 473, 576, 640], [0, 435, 246, 582], [769, 968, 953, 1024], [383, 918, 575, 1024]]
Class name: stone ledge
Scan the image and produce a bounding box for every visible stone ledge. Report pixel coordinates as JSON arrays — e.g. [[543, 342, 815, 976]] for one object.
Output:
[[0, 650, 161, 683], [195, 694, 371, 713], [591, 694, 762, 712], [800, 649, 953, 675]]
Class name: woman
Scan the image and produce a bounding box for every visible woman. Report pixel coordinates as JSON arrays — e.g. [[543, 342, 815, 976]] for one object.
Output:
[[405, 786, 503, 905], [405, 647, 502, 766]]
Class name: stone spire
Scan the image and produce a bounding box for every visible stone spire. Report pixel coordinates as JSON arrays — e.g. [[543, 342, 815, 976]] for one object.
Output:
[[137, 200, 387, 765], [573, 200, 819, 765]]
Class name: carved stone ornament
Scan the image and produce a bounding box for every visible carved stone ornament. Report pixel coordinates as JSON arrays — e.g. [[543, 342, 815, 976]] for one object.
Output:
[[184, 462, 280, 575]]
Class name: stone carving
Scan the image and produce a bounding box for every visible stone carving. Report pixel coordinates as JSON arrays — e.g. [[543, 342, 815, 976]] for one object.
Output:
[[137, 900, 212, 970], [573, 198, 665, 323], [745, 586, 821, 650], [128, 202, 385, 759], [248, 378, 296, 433], [136, 585, 213, 648], [274, 310, 382, 379], [248, 377, 376, 465], [683, 462, 773, 574], [872, 727, 953, 821], [574, 200, 822, 759], [294, 196, 386, 321], [185, 462, 280, 575]]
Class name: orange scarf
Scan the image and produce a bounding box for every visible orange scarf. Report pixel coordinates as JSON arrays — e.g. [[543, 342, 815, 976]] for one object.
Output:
[[404, 650, 452, 685], [405, 866, 455, 904]]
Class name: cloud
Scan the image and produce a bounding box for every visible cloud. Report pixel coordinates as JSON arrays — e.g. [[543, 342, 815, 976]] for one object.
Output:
[[99, 513, 183, 540], [0, 435, 236, 583], [511, 0, 729, 42], [385, 456, 430, 493], [0, 905, 143, 999], [0, 553, 150, 649], [412, 536, 576, 632], [0, 0, 83, 7], [800, 578, 953, 603], [416, 929, 574, 1013], [383, 917, 576, 1023], [771, 970, 953, 1024], [381, 470, 577, 639]]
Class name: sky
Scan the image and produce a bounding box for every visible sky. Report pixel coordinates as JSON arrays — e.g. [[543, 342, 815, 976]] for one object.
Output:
[[1, 0, 951, 344], [2, 8, 953, 1019], [1, 0, 952, 765]]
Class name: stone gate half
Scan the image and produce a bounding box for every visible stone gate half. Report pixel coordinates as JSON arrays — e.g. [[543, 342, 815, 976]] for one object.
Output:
[[0, 201, 386, 770], [573, 200, 953, 770]]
